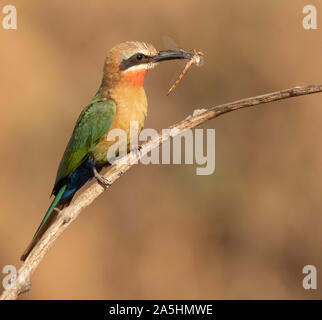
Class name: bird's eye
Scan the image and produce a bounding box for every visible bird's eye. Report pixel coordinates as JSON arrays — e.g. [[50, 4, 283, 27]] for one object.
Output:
[[136, 53, 143, 61]]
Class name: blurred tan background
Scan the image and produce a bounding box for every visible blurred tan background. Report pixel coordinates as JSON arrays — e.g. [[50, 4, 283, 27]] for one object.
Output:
[[1, 0, 322, 299]]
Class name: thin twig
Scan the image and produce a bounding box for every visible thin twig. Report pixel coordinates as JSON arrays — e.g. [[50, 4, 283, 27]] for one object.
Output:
[[1, 84, 322, 300]]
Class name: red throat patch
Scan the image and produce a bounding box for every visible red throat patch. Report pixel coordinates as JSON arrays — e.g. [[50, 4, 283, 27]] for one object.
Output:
[[123, 69, 148, 87]]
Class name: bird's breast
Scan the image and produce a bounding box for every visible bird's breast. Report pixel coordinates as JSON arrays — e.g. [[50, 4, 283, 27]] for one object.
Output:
[[94, 85, 148, 164]]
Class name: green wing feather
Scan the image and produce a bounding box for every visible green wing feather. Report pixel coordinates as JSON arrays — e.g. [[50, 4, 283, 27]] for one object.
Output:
[[20, 94, 116, 261], [53, 94, 116, 193]]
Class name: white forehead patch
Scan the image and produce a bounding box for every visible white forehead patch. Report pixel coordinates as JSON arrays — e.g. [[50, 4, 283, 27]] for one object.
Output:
[[120, 42, 157, 60], [131, 42, 154, 56]]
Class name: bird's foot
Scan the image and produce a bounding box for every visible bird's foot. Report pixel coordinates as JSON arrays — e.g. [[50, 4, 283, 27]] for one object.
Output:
[[130, 145, 143, 153], [93, 167, 112, 189], [55, 208, 71, 224]]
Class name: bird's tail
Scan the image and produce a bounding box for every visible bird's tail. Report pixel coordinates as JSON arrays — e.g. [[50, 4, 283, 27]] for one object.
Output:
[[20, 185, 68, 261]]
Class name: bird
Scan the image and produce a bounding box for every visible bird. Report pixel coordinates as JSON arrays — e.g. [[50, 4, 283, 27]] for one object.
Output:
[[20, 41, 194, 261]]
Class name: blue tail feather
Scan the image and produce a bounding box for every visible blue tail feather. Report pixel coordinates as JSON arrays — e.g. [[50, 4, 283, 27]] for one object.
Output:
[[61, 159, 95, 201], [21, 159, 96, 261]]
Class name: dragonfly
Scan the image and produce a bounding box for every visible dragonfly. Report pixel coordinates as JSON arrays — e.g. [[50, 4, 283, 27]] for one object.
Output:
[[162, 36, 204, 95]]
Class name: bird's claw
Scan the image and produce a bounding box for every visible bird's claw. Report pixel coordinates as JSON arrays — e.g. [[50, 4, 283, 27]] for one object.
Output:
[[93, 167, 112, 189], [130, 145, 142, 154]]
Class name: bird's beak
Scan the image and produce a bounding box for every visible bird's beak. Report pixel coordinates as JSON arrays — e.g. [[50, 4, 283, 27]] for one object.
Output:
[[153, 49, 194, 63]]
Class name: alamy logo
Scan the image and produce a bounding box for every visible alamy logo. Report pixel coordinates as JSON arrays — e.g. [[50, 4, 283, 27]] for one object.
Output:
[[2, 265, 17, 289], [302, 265, 317, 290], [105, 122, 216, 176], [2, 5, 17, 30], [303, 5, 317, 30]]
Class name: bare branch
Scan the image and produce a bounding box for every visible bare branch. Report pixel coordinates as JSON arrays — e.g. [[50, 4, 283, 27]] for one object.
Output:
[[1, 84, 322, 300]]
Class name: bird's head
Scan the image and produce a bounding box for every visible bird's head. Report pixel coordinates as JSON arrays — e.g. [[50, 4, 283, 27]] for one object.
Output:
[[103, 41, 194, 87]]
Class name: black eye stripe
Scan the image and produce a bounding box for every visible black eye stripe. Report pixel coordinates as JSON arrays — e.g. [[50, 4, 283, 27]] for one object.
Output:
[[119, 53, 153, 71]]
